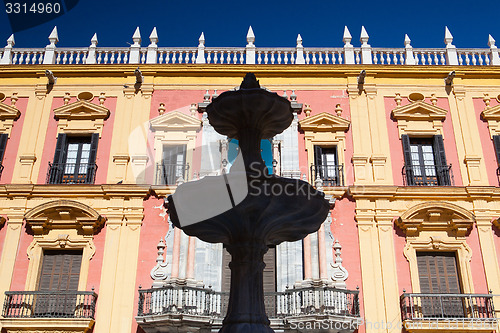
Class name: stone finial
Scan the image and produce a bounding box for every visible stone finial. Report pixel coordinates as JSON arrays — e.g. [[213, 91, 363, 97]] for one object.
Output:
[[301, 173, 307, 181], [304, 104, 311, 117], [199, 32, 205, 47], [343, 26, 352, 46], [212, 89, 219, 99], [483, 93, 491, 108], [404, 34, 411, 47], [335, 104, 343, 116], [330, 239, 348, 288], [444, 26, 454, 46], [64, 92, 71, 105], [360, 26, 369, 46], [150, 238, 169, 283], [99, 92, 106, 105], [149, 27, 158, 46], [246, 26, 255, 46], [489, 34, 496, 48], [176, 176, 185, 185], [6, 34, 15, 47], [189, 103, 198, 117], [315, 174, 323, 190], [290, 90, 297, 101], [204, 89, 210, 102], [158, 103, 166, 115], [296, 34, 303, 47], [156, 238, 166, 263], [90, 33, 98, 47], [395, 93, 402, 106], [430, 93, 438, 106], [48, 26, 59, 46], [10, 93, 18, 106], [282, 90, 288, 99], [132, 27, 141, 45]]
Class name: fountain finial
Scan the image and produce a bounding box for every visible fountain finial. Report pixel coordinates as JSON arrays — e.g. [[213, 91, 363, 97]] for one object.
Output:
[[240, 72, 260, 89]]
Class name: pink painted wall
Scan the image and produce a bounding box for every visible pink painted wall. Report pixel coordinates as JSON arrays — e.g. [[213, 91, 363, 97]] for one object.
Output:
[[468, 226, 488, 293], [331, 198, 364, 332], [9, 223, 32, 290], [393, 221, 411, 293], [0, 98, 27, 184], [132, 196, 170, 332], [295, 90, 353, 184], [494, 225, 500, 270], [473, 98, 498, 186], [86, 226, 106, 292], [385, 97, 463, 186], [36, 97, 116, 184], [0, 215, 7, 261]]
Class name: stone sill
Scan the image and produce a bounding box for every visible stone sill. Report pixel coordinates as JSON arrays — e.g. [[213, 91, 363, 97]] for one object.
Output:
[[0, 317, 94, 333], [403, 319, 498, 332]]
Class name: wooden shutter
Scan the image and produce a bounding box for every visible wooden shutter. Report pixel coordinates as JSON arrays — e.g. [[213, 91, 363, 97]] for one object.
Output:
[[0, 133, 8, 164], [49, 134, 67, 183], [86, 133, 99, 183], [493, 135, 500, 166], [433, 135, 450, 185], [38, 250, 82, 291], [401, 135, 414, 185]]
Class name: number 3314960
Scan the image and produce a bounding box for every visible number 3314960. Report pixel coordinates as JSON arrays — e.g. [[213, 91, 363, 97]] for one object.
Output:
[[5, 2, 61, 14]]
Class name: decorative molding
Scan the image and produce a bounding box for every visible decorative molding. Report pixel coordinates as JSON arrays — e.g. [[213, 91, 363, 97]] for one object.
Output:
[[330, 239, 348, 288], [481, 104, 500, 138], [150, 110, 202, 132], [299, 112, 350, 132], [0, 318, 94, 333], [0, 102, 21, 136], [391, 100, 447, 138], [25, 200, 105, 236], [53, 100, 110, 137], [396, 201, 474, 237]]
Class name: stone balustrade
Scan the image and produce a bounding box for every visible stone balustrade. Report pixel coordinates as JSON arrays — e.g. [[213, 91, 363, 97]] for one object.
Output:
[[1, 25, 500, 66]]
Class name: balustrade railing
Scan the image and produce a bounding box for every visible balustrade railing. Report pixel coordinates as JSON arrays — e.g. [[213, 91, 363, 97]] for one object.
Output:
[[400, 293, 496, 321], [155, 163, 190, 185], [137, 285, 359, 319], [3, 291, 97, 319]]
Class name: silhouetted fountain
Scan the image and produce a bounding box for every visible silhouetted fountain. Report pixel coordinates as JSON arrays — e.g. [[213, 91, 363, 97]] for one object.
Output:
[[168, 73, 329, 333]]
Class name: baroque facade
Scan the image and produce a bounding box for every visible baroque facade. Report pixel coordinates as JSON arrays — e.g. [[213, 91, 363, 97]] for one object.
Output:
[[0, 25, 499, 333]]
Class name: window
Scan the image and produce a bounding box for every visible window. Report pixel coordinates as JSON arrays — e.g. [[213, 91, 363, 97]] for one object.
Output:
[[493, 136, 500, 178], [402, 135, 451, 186], [48, 134, 98, 184], [34, 250, 83, 317], [417, 252, 463, 317], [157, 145, 188, 185], [313, 146, 342, 186]]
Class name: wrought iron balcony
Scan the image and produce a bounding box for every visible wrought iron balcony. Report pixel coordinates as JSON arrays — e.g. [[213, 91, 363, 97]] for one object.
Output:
[[155, 163, 190, 185], [402, 164, 454, 186], [46, 162, 97, 184], [2, 290, 97, 319], [137, 285, 360, 332], [310, 164, 344, 186], [400, 293, 496, 323]]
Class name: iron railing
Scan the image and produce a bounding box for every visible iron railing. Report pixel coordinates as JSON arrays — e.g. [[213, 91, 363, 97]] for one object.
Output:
[[310, 164, 344, 186], [400, 293, 495, 321], [137, 285, 359, 319], [46, 162, 97, 184], [155, 163, 190, 185], [2, 290, 97, 319], [402, 164, 454, 186]]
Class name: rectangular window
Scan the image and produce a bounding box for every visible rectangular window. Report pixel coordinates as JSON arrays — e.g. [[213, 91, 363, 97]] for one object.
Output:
[[34, 250, 83, 316], [402, 135, 451, 186], [313, 146, 343, 186], [158, 145, 187, 185], [0, 133, 8, 178], [493, 135, 500, 179], [48, 133, 98, 184], [417, 252, 463, 318]]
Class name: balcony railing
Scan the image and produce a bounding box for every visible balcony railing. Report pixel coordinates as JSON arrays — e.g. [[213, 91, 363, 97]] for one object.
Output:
[[2, 291, 97, 319], [137, 285, 359, 319], [400, 293, 496, 321], [310, 164, 344, 187], [155, 163, 190, 185], [46, 162, 97, 184], [402, 164, 454, 186]]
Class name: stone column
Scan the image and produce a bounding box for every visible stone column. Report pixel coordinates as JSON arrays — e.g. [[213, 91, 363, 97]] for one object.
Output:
[[303, 235, 312, 279], [317, 223, 327, 280], [170, 227, 181, 278], [186, 236, 196, 280]]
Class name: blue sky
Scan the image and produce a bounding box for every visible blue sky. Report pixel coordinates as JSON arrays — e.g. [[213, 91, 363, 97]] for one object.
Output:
[[0, 0, 498, 49]]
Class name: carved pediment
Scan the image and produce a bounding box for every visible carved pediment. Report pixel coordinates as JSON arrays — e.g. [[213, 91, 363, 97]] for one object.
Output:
[[397, 201, 474, 237], [299, 112, 350, 132], [481, 104, 500, 121], [392, 101, 447, 120], [25, 200, 105, 235], [53, 100, 110, 120], [0, 102, 20, 120], [150, 111, 202, 131]]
